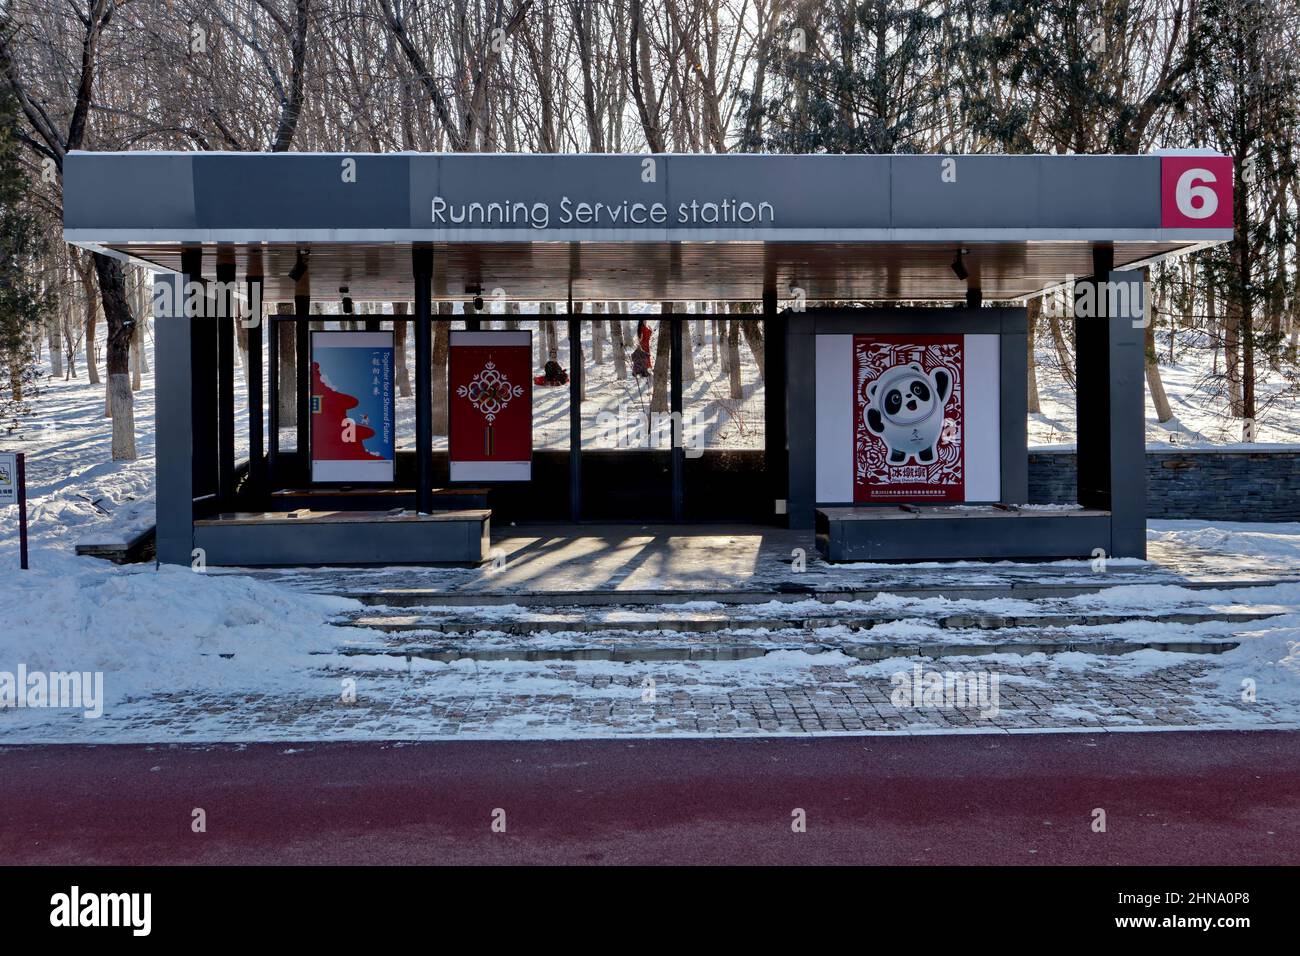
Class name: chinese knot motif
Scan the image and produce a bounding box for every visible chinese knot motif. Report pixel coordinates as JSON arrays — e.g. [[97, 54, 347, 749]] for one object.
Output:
[[456, 360, 524, 424]]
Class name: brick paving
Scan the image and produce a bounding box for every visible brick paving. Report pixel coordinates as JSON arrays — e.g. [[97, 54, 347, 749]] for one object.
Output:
[[4, 650, 1290, 743]]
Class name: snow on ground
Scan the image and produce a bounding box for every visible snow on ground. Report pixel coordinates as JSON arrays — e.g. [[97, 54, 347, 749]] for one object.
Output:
[[1148, 520, 1300, 561], [1029, 324, 1300, 447]]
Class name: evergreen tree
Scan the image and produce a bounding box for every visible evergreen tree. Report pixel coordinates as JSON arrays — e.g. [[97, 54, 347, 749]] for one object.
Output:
[[0, 31, 48, 422], [741, 0, 952, 153], [1189, 0, 1300, 424]]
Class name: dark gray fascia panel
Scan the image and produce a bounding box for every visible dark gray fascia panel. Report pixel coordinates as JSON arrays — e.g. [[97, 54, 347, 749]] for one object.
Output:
[[193, 154, 411, 228], [890, 155, 1158, 229], [66, 152, 1176, 237], [64, 153, 197, 230]]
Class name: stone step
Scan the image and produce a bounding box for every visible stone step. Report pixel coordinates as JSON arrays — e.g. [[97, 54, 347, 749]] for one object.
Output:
[[337, 577, 1297, 608], [328, 636, 1240, 663], [340, 609, 1282, 636]]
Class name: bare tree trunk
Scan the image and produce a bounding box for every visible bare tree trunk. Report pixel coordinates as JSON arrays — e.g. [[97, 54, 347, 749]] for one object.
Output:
[[1143, 270, 1173, 423], [237, 320, 250, 381], [505, 301, 520, 330], [79, 255, 100, 385], [1224, 302, 1243, 417], [609, 301, 627, 380], [92, 253, 137, 460], [541, 302, 557, 364], [650, 304, 672, 413], [1027, 298, 1041, 414], [392, 302, 412, 397], [681, 304, 695, 383], [433, 302, 452, 436], [591, 301, 604, 364], [740, 317, 765, 381], [130, 269, 146, 389], [277, 303, 296, 423], [727, 304, 744, 400], [571, 301, 586, 401], [47, 312, 62, 377], [1047, 300, 1074, 390], [1145, 314, 1173, 423]]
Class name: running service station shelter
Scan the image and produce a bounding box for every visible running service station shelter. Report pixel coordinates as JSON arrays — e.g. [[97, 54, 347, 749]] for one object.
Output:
[[62, 152, 1233, 566]]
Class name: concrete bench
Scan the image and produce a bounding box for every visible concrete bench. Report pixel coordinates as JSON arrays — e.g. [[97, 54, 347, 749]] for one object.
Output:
[[75, 525, 157, 564], [815, 505, 1112, 563], [194, 508, 490, 566]]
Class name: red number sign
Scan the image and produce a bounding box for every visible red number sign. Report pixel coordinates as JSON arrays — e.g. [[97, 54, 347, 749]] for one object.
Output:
[[1160, 155, 1233, 229]]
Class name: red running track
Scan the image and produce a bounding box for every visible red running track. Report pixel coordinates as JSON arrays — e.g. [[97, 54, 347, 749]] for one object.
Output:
[[1, 730, 1296, 865]]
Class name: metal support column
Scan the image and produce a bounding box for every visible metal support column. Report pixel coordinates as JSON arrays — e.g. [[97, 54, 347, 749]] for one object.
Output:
[[246, 272, 265, 499], [413, 247, 434, 514], [183, 247, 217, 502], [669, 304, 684, 522], [762, 288, 788, 524], [215, 259, 236, 504], [568, 296, 582, 521], [1074, 244, 1146, 558], [156, 263, 196, 566], [267, 303, 279, 487], [294, 292, 310, 481]]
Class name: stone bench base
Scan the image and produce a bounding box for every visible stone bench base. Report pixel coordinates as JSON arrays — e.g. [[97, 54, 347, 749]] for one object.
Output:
[[194, 509, 490, 566], [816, 505, 1112, 563]]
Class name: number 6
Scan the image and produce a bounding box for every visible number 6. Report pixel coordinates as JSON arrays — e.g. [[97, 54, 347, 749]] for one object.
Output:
[[1175, 168, 1219, 220]]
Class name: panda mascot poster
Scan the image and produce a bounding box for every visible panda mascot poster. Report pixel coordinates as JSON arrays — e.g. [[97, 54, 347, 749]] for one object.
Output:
[[853, 334, 964, 503]]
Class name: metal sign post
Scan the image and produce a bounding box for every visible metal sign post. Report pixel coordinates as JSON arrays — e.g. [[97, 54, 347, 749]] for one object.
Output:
[[0, 452, 27, 569]]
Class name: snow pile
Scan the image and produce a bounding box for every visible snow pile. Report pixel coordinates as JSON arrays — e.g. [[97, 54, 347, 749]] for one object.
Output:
[[1148, 520, 1300, 562], [0, 550, 359, 707]]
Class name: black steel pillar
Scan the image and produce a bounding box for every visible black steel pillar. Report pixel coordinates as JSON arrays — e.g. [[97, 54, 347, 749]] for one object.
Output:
[[762, 288, 787, 524], [182, 247, 217, 501], [413, 247, 434, 514], [215, 259, 236, 504], [267, 303, 279, 486], [294, 292, 310, 479], [568, 297, 582, 522], [1075, 244, 1145, 558], [246, 272, 265, 499], [669, 305, 684, 522]]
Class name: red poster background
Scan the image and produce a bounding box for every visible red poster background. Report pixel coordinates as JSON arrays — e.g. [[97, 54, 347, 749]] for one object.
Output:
[[853, 334, 964, 503], [449, 342, 532, 465]]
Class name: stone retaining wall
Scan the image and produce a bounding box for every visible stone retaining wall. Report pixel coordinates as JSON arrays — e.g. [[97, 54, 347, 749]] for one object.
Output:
[[1027, 449, 1300, 521]]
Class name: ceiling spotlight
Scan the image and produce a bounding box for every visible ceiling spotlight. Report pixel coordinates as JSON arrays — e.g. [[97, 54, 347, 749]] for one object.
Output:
[[467, 284, 484, 311], [340, 286, 353, 314], [473, 294, 484, 311], [287, 249, 309, 282], [950, 250, 969, 281]]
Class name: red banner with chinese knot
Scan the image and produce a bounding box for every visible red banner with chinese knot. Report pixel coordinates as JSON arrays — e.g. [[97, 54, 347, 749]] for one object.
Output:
[[449, 330, 533, 481]]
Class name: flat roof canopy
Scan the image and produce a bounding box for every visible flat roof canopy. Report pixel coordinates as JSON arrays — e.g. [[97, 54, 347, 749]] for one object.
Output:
[[63, 152, 1232, 302]]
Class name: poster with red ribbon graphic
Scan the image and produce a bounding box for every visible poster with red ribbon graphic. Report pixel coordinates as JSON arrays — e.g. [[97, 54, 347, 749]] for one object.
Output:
[[853, 334, 964, 503], [310, 331, 395, 483], [449, 330, 533, 481]]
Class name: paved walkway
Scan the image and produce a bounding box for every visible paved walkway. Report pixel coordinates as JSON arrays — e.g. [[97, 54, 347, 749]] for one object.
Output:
[[4, 645, 1289, 743]]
